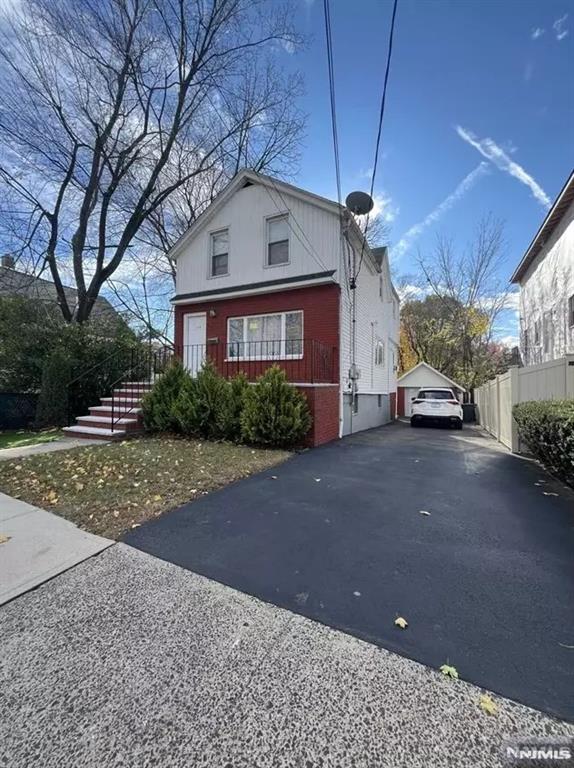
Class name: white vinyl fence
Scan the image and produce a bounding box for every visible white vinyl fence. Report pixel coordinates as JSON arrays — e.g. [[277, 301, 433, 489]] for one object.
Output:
[[475, 355, 574, 452]]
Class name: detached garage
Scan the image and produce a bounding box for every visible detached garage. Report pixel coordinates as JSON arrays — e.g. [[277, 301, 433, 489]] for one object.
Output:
[[397, 362, 465, 417]]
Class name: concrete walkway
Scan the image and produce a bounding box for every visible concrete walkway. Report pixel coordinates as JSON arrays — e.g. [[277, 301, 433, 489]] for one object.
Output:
[[1, 544, 572, 768], [0, 437, 103, 462], [0, 492, 112, 605]]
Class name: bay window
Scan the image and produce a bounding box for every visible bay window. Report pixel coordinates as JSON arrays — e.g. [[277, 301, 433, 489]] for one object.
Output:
[[227, 310, 303, 359]]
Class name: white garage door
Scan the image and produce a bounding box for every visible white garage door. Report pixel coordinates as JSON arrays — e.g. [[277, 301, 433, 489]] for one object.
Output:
[[404, 387, 420, 417]]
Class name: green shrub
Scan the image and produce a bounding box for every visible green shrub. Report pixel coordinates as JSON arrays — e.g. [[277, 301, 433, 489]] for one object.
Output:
[[173, 361, 228, 440], [241, 366, 311, 448], [34, 349, 73, 428], [219, 373, 250, 443], [513, 400, 574, 486], [142, 359, 188, 432]]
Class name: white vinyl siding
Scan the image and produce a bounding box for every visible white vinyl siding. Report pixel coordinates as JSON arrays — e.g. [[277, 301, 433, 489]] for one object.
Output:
[[227, 310, 303, 359]]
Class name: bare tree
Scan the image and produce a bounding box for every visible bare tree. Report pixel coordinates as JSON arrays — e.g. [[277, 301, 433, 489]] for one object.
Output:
[[404, 216, 512, 390], [0, 0, 304, 323]]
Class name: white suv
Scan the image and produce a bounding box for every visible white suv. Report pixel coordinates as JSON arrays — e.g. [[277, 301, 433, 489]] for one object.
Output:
[[410, 388, 463, 430]]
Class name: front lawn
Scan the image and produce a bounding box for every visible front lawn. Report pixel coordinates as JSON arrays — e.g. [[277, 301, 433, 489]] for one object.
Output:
[[0, 437, 290, 539], [0, 429, 62, 450]]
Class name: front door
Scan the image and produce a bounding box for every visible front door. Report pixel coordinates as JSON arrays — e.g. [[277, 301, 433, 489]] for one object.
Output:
[[183, 313, 207, 376]]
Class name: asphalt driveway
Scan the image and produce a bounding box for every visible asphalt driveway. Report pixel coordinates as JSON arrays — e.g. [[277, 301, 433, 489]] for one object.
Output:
[[125, 422, 574, 721]]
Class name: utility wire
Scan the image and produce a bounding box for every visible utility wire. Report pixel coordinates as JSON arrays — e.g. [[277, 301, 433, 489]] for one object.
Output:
[[355, 0, 399, 282]]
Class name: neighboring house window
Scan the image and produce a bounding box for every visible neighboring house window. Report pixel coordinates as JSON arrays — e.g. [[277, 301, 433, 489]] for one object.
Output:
[[266, 215, 289, 266], [534, 319, 541, 346], [569, 295, 574, 327], [227, 310, 303, 359], [374, 339, 385, 366], [543, 311, 552, 354], [210, 229, 229, 277]]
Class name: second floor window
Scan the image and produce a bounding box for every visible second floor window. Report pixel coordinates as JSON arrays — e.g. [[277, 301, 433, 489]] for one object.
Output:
[[569, 295, 574, 327], [210, 229, 229, 277], [267, 215, 289, 266], [374, 340, 385, 366]]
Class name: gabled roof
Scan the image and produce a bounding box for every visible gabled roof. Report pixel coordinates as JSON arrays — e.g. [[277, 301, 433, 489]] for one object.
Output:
[[167, 169, 384, 275], [0, 265, 117, 319], [397, 361, 466, 392], [511, 168, 574, 284]]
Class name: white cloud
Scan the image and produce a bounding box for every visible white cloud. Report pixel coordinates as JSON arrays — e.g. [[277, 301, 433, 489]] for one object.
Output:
[[455, 125, 551, 209], [531, 27, 545, 39], [391, 162, 489, 260], [553, 14, 569, 40], [497, 334, 520, 348], [371, 192, 399, 224]]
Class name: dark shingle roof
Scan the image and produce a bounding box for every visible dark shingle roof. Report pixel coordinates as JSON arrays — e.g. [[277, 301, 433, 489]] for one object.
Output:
[[0, 266, 117, 320]]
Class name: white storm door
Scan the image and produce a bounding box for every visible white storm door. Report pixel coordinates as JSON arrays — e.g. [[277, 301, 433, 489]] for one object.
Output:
[[184, 313, 207, 376]]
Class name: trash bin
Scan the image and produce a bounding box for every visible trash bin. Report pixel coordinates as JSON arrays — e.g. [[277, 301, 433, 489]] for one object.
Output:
[[462, 403, 477, 423]]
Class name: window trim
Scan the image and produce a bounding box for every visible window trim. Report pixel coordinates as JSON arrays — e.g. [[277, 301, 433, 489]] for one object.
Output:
[[569, 295, 574, 328], [208, 227, 230, 279], [264, 213, 290, 268], [374, 339, 385, 366], [226, 309, 304, 361]]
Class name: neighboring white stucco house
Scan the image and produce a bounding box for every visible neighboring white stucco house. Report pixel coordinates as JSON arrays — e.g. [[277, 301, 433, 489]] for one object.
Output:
[[511, 170, 574, 365]]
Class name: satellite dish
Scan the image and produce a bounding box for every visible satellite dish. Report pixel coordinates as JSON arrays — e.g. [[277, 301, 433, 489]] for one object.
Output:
[[345, 191, 374, 216]]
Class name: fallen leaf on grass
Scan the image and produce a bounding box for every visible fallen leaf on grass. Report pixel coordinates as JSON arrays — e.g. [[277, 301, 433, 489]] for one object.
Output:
[[479, 694, 498, 715], [394, 617, 408, 629], [153, 494, 162, 502], [440, 664, 459, 679], [131, 523, 141, 529], [75, 482, 84, 491], [0, 534, 11, 545]]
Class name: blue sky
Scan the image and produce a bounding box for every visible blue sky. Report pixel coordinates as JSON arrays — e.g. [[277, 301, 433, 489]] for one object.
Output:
[[284, 0, 574, 343]]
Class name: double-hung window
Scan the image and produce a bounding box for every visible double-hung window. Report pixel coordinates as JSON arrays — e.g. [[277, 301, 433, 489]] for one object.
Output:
[[266, 215, 289, 266], [227, 310, 303, 359], [210, 229, 229, 277], [569, 295, 574, 327]]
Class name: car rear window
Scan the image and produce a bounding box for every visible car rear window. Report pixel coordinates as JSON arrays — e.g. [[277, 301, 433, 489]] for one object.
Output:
[[418, 390, 455, 400]]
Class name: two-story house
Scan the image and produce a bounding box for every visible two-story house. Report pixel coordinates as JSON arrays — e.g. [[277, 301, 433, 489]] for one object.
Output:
[[512, 169, 574, 365], [170, 170, 400, 446]]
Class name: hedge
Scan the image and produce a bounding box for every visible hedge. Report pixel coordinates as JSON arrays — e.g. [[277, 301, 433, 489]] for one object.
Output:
[[142, 363, 311, 449], [513, 400, 574, 486]]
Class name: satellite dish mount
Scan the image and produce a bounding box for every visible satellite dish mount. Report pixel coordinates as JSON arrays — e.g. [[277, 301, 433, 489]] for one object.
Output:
[[345, 191, 374, 216]]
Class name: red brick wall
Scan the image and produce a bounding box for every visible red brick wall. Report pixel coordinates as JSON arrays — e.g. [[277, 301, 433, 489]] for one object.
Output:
[[297, 385, 340, 446], [174, 283, 342, 447], [174, 283, 340, 384]]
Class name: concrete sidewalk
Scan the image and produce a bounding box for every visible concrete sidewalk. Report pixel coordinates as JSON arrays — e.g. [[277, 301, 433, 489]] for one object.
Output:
[[0, 492, 112, 605], [1, 544, 572, 768], [0, 437, 103, 462]]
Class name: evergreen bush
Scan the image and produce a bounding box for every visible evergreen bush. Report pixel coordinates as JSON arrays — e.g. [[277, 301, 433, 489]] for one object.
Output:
[[173, 361, 227, 439], [241, 365, 311, 448], [34, 349, 72, 427], [219, 373, 249, 442], [142, 359, 188, 432]]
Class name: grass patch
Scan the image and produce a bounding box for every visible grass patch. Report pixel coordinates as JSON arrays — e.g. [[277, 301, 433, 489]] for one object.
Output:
[[0, 429, 62, 450], [0, 436, 290, 539]]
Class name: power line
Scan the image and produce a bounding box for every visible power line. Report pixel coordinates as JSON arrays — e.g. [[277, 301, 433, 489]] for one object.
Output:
[[323, 0, 342, 208], [261, 177, 332, 274], [355, 0, 399, 282]]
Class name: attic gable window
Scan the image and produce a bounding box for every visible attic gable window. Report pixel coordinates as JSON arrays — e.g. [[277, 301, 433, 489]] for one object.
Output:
[[210, 229, 229, 277], [266, 215, 289, 266]]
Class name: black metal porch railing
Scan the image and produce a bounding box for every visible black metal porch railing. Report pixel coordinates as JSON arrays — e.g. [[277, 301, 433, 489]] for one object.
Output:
[[177, 338, 338, 384]]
